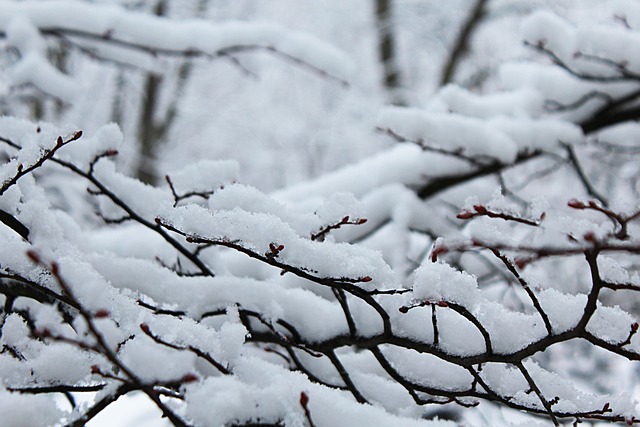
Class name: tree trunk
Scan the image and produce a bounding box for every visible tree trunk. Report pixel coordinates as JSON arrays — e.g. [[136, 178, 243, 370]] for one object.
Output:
[[376, 0, 404, 105]]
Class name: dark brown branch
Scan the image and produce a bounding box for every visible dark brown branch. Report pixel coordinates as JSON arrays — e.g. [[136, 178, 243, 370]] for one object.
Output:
[[416, 150, 544, 200], [0, 135, 214, 277], [490, 250, 553, 335], [33, 256, 193, 427], [378, 126, 498, 167], [326, 350, 368, 404], [457, 204, 541, 226], [65, 383, 137, 427], [562, 143, 609, 207], [140, 323, 230, 375], [515, 361, 560, 426], [311, 216, 367, 242], [0, 131, 82, 196], [37, 28, 349, 85], [440, 0, 489, 85], [0, 209, 30, 241]]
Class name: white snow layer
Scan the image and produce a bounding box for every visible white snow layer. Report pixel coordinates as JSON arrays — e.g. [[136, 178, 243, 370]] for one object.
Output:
[[0, 0, 354, 99]]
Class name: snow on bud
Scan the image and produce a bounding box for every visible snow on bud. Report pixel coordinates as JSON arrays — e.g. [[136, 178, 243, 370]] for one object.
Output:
[[473, 205, 487, 214], [431, 245, 447, 262], [70, 130, 83, 141], [359, 276, 372, 283], [437, 301, 449, 308]]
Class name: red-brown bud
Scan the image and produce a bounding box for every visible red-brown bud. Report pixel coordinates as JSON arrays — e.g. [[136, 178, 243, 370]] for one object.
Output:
[[34, 328, 51, 338], [473, 205, 487, 214], [456, 210, 475, 220], [181, 373, 199, 383], [515, 258, 529, 269], [26, 250, 41, 264], [94, 309, 110, 318], [431, 246, 447, 262], [567, 199, 585, 209], [300, 391, 309, 406]]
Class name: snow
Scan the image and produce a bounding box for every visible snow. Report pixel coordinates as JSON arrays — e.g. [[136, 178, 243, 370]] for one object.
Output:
[[119, 336, 197, 383], [377, 107, 519, 164], [168, 160, 239, 198], [4, 14, 77, 100], [587, 304, 637, 345], [58, 124, 124, 168], [0, 389, 62, 427], [93, 160, 173, 222], [186, 356, 457, 427], [599, 256, 640, 285], [413, 262, 479, 308], [596, 121, 640, 147], [0, 0, 355, 100], [273, 144, 444, 202], [2, 2, 640, 426], [88, 255, 350, 342], [161, 203, 398, 290], [537, 288, 585, 333], [208, 183, 320, 236], [437, 85, 545, 119]]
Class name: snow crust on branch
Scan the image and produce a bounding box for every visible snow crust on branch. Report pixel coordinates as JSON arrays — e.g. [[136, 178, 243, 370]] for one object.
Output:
[[3, 2, 640, 426], [0, 0, 354, 99]]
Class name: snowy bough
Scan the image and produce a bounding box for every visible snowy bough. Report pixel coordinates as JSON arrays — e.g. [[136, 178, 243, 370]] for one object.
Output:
[[2, 2, 640, 427]]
